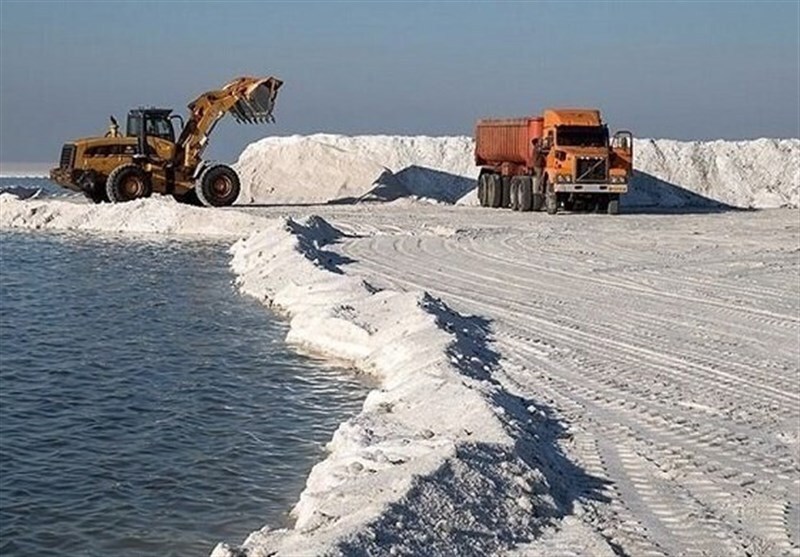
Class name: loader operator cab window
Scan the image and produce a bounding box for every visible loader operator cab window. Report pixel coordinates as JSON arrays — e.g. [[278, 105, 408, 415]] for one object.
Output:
[[555, 125, 608, 148], [126, 112, 175, 143], [145, 117, 175, 142]]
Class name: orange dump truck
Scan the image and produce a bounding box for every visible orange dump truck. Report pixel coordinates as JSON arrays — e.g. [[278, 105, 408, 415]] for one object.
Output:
[[475, 109, 632, 214]]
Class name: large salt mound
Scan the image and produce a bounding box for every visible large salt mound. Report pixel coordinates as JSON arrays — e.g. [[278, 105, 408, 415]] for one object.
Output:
[[630, 138, 799, 209], [235, 134, 798, 209], [234, 134, 478, 205]]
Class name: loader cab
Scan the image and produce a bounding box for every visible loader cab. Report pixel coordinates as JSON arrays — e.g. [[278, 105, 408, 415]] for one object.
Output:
[[126, 108, 176, 143]]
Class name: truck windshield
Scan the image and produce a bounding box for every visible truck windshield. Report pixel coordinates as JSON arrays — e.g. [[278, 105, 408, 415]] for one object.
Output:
[[556, 126, 608, 147]]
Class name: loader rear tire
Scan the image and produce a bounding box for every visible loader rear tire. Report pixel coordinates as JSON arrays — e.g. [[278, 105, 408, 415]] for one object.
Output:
[[106, 164, 151, 203], [607, 196, 620, 215], [196, 164, 241, 207]]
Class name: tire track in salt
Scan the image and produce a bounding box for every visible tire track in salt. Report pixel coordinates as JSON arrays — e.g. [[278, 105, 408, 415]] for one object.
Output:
[[390, 233, 799, 415], [338, 227, 800, 556], [347, 234, 798, 468], [458, 232, 800, 396]]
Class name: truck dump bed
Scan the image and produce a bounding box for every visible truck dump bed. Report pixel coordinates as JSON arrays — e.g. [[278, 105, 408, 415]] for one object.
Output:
[[474, 117, 543, 168]]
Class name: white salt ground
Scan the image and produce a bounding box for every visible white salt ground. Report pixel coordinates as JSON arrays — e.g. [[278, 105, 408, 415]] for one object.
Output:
[[1, 133, 798, 556]]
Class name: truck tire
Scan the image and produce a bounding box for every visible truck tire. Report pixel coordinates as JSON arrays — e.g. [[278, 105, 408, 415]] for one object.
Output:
[[510, 178, 520, 211], [517, 176, 533, 212], [477, 174, 486, 207], [607, 196, 620, 215], [486, 173, 501, 208], [196, 164, 241, 207], [531, 172, 544, 211], [106, 164, 151, 203], [545, 179, 558, 215], [501, 176, 511, 208]]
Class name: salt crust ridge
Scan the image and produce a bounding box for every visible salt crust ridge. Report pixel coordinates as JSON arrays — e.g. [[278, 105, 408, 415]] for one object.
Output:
[[214, 216, 612, 556]]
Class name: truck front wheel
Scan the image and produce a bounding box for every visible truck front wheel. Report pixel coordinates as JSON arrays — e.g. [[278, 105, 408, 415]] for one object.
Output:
[[607, 195, 620, 215], [545, 179, 558, 215], [197, 164, 241, 207]]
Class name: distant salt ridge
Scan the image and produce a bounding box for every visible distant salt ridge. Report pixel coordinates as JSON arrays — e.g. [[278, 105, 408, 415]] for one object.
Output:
[[0, 162, 51, 178], [234, 135, 799, 209]]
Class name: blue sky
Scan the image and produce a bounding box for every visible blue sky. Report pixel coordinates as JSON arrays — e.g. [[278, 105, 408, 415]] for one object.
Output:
[[1, 1, 798, 163]]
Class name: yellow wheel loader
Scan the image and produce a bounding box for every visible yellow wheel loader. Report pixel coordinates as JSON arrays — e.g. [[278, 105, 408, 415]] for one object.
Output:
[[50, 76, 283, 206]]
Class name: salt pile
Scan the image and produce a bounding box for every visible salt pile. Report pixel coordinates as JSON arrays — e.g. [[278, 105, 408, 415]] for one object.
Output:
[[234, 135, 799, 209], [234, 135, 478, 205]]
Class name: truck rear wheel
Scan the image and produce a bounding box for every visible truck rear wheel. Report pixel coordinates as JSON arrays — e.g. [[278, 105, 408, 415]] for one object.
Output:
[[517, 176, 533, 212], [477, 174, 487, 207], [486, 173, 501, 208], [106, 164, 152, 203], [509, 179, 518, 210], [196, 164, 241, 207], [501, 176, 511, 208]]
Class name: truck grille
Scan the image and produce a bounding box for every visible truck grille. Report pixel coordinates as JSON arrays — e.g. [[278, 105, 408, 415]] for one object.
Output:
[[59, 144, 76, 169], [576, 156, 607, 183]]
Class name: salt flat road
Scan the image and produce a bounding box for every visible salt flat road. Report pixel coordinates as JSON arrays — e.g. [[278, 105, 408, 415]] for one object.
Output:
[[253, 204, 800, 556]]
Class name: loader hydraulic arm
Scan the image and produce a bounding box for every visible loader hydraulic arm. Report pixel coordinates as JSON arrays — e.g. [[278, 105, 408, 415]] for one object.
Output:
[[176, 76, 283, 172]]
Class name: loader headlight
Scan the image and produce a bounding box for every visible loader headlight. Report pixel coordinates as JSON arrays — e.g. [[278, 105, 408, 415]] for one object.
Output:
[[556, 174, 572, 183], [610, 175, 627, 184]]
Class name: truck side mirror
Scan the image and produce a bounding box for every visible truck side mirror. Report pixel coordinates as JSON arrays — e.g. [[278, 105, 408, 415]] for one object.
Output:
[[613, 130, 633, 153]]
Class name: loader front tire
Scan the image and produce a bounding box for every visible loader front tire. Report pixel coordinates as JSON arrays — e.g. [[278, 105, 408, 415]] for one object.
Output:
[[106, 164, 151, 203], [196, 164, 241, 207]]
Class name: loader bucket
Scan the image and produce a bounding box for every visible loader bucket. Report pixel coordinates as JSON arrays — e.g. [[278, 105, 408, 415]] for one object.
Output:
[[225, 76, 283, 124]]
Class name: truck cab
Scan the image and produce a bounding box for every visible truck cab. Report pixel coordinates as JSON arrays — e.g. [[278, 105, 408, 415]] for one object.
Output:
[[540, 109, 632, 213]]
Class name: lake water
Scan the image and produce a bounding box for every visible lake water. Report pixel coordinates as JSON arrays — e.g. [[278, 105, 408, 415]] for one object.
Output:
[[0, 208, 369, 556]]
